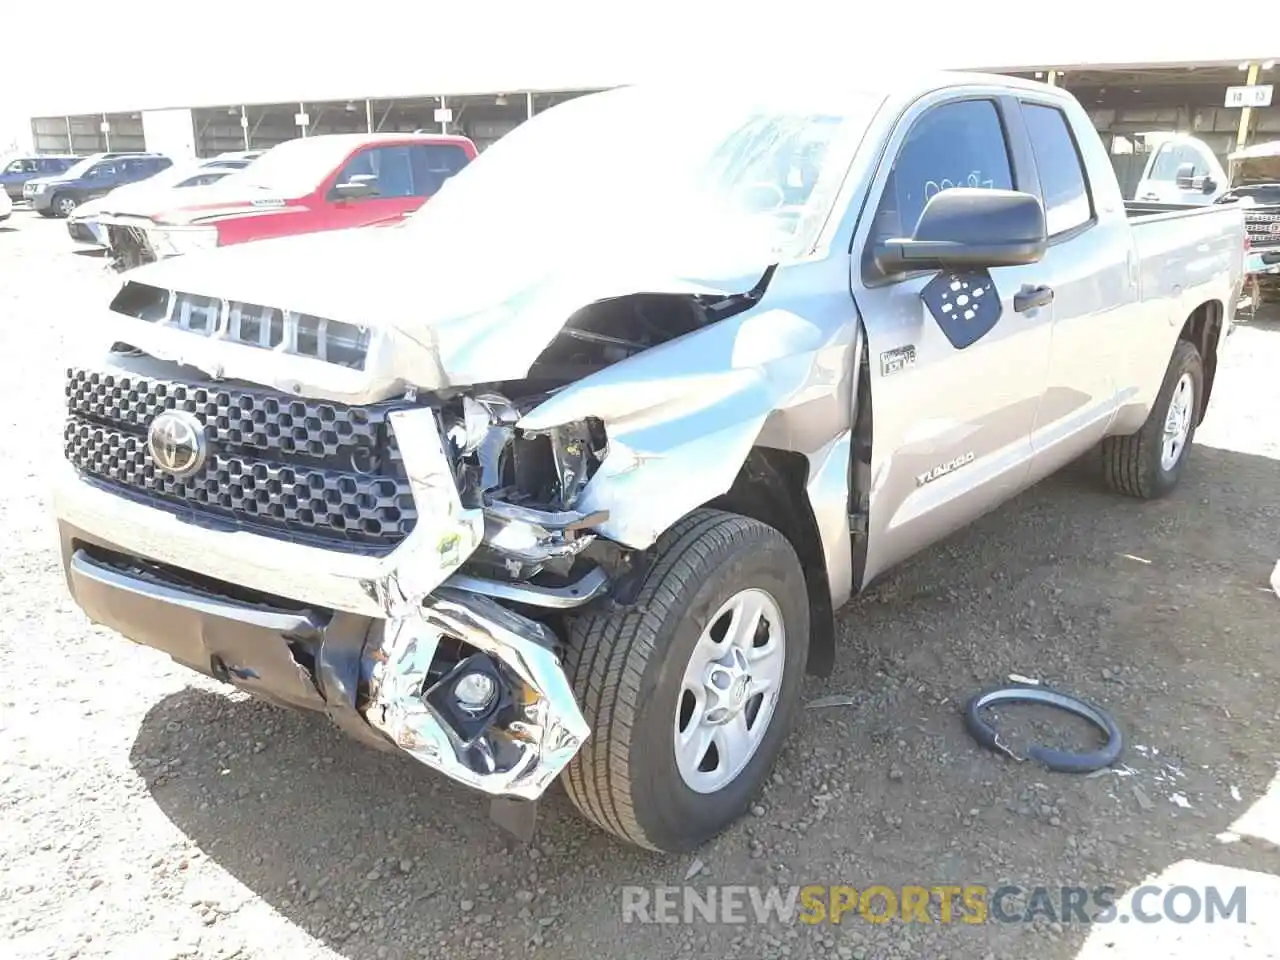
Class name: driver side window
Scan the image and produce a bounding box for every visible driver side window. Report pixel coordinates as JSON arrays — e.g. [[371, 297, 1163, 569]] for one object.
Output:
[[334, 146, 415, 199], [869, 99, 1014, 250]]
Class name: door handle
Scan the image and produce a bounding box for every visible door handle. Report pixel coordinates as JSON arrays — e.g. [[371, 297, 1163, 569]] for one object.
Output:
[[1014, 283, 1054, 313], [1140, 192, 1159, 200]]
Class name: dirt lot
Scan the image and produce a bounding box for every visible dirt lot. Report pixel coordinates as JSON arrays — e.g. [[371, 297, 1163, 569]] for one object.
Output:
[[2, 208, 1279, 960]]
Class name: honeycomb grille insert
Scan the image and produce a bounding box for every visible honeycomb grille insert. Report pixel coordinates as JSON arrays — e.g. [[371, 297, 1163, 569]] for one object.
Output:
[[64, 367, 418, 551]]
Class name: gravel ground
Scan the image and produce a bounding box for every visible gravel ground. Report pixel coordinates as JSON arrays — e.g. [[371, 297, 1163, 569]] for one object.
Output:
[[3, 209, 1280, 960]]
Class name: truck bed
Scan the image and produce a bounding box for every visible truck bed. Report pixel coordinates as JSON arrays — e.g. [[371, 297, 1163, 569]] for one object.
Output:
[[1126, 201, 1246, 320], [1124, 200, 1213, 221]]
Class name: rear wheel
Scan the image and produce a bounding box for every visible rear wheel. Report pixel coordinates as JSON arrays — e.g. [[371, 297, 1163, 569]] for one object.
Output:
[[1101, 339, 1203, 499], [562, 509, 809, 852]]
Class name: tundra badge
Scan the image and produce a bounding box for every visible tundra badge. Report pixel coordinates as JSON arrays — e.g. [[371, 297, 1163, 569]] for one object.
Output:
[[916, 451, 975, 487]]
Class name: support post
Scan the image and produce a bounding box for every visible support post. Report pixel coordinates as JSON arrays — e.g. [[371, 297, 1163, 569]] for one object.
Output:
[[1237, 63, 1260, 149], [241, 105, 250, 150], [526, 91, 535, 120], [1046, 69, 1058, 87], [366, 99, 374, 134]]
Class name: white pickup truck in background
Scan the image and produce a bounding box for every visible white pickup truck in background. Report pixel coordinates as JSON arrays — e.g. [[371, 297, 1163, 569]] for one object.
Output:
[[1132, 133, 1229, 205]]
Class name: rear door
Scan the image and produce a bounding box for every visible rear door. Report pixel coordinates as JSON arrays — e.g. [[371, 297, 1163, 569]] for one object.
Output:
[[1013, 96, 1135, 475], [1, 158, 36, 199], [852, 92, 1057, 582]]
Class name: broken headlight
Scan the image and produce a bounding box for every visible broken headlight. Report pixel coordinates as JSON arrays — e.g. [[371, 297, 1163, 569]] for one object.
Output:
[[440, 392, 608, 580], [146, 224, 220, 258]]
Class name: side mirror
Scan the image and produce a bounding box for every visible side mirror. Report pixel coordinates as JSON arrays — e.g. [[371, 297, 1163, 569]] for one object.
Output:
[[875, 188, 1047, 276], [1202, 176, 1218, 195], [332, 174, 379, 201], [1175, 162, 1197, 190]]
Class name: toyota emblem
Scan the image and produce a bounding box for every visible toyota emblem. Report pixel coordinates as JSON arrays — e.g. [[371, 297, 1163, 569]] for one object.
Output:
[[147, 410, 208, 477]]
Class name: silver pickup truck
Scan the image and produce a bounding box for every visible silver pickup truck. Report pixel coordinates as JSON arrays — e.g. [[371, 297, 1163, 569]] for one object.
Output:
[[54, 72, 1245, 853]]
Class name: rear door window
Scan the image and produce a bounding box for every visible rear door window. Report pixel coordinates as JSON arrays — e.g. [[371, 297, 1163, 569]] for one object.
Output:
[[869, 98, 1014, 248], [409, 144, 471, 196], [1021, 103, 1093, 236]]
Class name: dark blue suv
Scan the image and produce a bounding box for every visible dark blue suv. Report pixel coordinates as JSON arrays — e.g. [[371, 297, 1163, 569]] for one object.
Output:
[[1, 154, 78, 200], [26, 153, 173, 217]]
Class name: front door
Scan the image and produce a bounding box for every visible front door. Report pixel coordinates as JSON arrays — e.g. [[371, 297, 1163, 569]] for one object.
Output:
[[851, 94, 1056, 584], [325, 145, 430, 230]]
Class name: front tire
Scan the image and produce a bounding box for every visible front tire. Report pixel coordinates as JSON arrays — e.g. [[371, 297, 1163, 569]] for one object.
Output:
[[1101, 339, 1203, 499], [562, 509, 810, 852], [52, 194, 78, 218]]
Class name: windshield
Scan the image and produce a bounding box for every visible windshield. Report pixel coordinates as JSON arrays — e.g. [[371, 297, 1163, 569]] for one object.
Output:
[[60, 156, 105, 179], [402, 83, 883, 263], [230, 137, 354, 195], [1217, 183, 1280, 206]]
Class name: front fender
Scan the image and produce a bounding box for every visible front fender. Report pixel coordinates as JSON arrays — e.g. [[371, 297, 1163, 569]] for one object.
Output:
[[518, 298, 854, 553]]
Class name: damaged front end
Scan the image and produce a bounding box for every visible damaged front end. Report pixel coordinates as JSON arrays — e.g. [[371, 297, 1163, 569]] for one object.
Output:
[[59, 239, 791, 813], [363, 590, 589, 800], [357, 392, 612, 800]]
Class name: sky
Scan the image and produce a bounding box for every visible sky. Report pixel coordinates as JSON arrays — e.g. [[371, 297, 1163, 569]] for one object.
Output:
[[2, 1, 1274, 149]]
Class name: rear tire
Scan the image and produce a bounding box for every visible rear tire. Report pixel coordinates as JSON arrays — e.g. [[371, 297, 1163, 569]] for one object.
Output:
[[562, 508, 809, 852], [1101, 339, 1203, 499]]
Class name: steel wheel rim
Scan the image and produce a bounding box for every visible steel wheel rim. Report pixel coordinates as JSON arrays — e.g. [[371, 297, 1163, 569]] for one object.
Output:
[[1160, 372, 1195, 471], [673, 587, 786, 794]]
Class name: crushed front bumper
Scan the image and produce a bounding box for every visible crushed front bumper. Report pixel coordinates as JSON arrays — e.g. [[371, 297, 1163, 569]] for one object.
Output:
[[59, 530, 590, 800], [53, 405, 591, 800]]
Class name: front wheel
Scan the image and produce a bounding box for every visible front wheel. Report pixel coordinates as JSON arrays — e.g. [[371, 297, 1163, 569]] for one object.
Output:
[[562, 509, 810, 852], [52, 194, 78, 218], [1101, 339, 1204, 499]]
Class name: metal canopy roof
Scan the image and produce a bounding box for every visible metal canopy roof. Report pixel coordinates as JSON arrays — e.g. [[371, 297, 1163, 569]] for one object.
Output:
[[4, 1, 1276, 117]]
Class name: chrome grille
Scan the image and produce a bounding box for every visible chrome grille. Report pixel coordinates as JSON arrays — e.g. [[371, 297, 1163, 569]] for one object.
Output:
[[64, 367, 418, 552], [1244, 210, 1280, 247], [109, 282, 371, 369]]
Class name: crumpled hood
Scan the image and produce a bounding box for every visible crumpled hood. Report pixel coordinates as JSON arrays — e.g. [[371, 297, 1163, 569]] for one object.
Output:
[[114, 220, 774, 399], [97, 183, 296, 222]]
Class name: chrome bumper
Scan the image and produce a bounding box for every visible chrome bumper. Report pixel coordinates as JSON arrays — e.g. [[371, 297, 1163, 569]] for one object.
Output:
[[61, 541, 589, 799], [365, 589, 590, 799], [52, 407, 485, 620]]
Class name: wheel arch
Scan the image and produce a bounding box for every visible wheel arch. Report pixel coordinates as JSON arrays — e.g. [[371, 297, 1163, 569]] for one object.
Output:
[[1179, 299, 1223, 425], [705, 446, 836, 678]]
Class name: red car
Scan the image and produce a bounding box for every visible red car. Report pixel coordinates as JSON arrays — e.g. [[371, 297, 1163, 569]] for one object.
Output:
[[100, 132, 477, 270]]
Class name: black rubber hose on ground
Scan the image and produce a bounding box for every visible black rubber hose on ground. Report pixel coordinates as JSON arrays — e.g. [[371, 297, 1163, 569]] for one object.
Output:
[[963, 685, 1124, 774]]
